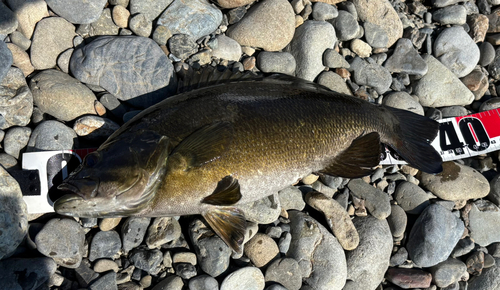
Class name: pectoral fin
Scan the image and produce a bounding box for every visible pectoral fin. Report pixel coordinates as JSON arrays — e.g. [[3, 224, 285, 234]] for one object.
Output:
[[320, 132, 381, 178], [202, 207, 246, 254], [202, 175, 241, 206]]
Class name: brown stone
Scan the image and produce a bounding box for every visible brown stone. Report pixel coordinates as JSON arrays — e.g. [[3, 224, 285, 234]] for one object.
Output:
[[488, 8, 500, 33], [468, 14, 489, 43], [311, 0, 346, 4], [242, 56, 256, 71], [335, 68, 350, 78], [467, 251, 485, 276], [215, 0, 256, 9], [6, 43, 34, 76], [487, 33, 500, 45], [460, 69, 489, 100], [244, 233, 279, 267], [385, 268, 432, 289]]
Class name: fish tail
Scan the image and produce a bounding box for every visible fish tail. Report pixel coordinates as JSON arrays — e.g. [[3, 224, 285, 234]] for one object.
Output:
[[385, 107, 443, 174]]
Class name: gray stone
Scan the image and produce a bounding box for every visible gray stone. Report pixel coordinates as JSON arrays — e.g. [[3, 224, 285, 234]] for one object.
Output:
[[4, 126, 31, 159], [129, 248, 163, 274], [211, 35, 242, 61], [413, 55, 474, 107], [0, 258, 57, 289], [430, 258, 467, 288], [226, 0, 295, 51], [157, 0, 222, 41], [256, 51, 296, 75], [70, 36, 177, 109], [0, 67, 33, 130], [0, 2, 18, 35], [238, 194, 281, 224], [383, 92, 424, 116], [394, 181, 431, 214], [349, 57, 392, 94], [57, 48, 73, 73], [489, 174, 500, 206], [145, 217, 182, 249], [433, 0, 462, 7], [175, 263, 197, 279], [89, 231, 122, 262], [285, 20, 336, 81], [265, 258, 302, 290], [287, 211, 347, 290], [73, 116, 119, 141], [468, 257, 500, 290], [363, 22, 389, 48], [27, 120, 78, 151], [168, 34, 198, 60], [441, 105, 469, 117], [323, 49, 349, 69], [188, 275, 219, 290], [387, 204, 407, 238], [434, 26, 480, 78], [452, 237, 475, 258], [0, 40, 12, 84], [347, 179, 391, 219], [129, 13, 152, 37], [189, 219, 231, 277], [122, 217, 150, 253], [312, 2, 338, 21], [469, 200, 500, 246], [390, 247, 409, 267], [316, 71, 352, 95], [0, 153, 17, 169], [384, 38, 428, 76], [277, 186, 305, 211], [111, 4, 129, 28], [419, 162, 489, 201], [130, 0, 173, 21], [479, 98, 500, 112], [7, 0, 49, 39], [487, 47, 500, 80], [407, 204, 464, 267], [345, 215, 393, 290], [220, 267, 265, 290], [433, 5, 467, 25], [30, 17, 75, 70], [45, 0, 106, 24], [99, 94, 127, 120], [30, 69, 98, 121], [330, 10, 360, 41], [0, 166, 27, 260], [89, 271, 117, 290], [9, 31, 31, 51], [479, 41, 495, 66], [76, 8, 120, 37], [152, 275, 184, 290]]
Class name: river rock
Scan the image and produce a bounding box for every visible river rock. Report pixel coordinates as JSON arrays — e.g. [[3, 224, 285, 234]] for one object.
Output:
[[387, 204, 407, 238], [129, 13, 152, 37], [384, 38, 428, 76], [330, 10, 360, 41], [257, 51, 296, 75], [30, 17, 75, 70], [394, 181, 431, 214], [385, 268, 432, 289], [146, 217, 182, 249], [45, 0, 106, 24], [220, 267, 265, 290], [285, 20, 336, 81], [129, 248, 163, 275], [347, 179, 391, 219], [227, 0, 295, 51], [0, 67, 32, 130], [316, 71, 352, 95], [30, 69, 98, 121], [429, 258, 468, 288], [27, 120, 78, 151], [244, 233, 279, 267], [73, 116, 120, 140], [4, 126, 31, 159], [7, 0, 49, 39], [238, 194, 281, 224], [0, 2, 17, 35], [0, 258, 57, 289], [130, 0, 173, 21], [0, 40, 12, 84], [419, 162, 489, 201], [265, 258, 302, 290], [88, 231, 122, 262], [407, 204, 464, 267], [363, 21, 389, 48], [6, 43, 32, 77], [349, 57, 392, 94], [211, 35, 242, 61], [168, 34, 198, 60], [433, 5, 467, 25], [382, 91, 424, 116], [122, 217, 151, 253], [469, 200, 500, 246], [157, 0, 222, 41], [70, 36, 177, 109], [77, 8, 120, 37], [413, 55, 475, 107], [468, 257, 500, 290]]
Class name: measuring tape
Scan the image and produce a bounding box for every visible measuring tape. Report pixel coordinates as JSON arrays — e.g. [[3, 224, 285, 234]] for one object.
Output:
[[381, 108, 500, 165]]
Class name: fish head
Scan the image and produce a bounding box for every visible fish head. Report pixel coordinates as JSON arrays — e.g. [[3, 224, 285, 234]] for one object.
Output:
[[54, 130, 171, 217]]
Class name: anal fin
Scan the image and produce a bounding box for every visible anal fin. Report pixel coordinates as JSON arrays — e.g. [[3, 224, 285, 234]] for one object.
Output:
[[202, 207, 246, 254], [320, 132, 381, 178], [202, 175, 241, 206]]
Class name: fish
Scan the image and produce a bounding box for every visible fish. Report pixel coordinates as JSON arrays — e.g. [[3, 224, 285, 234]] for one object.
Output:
[[55, 71, 442, 253]]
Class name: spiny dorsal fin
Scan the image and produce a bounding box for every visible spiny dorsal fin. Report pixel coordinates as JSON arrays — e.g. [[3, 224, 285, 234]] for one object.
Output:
[[202, 207, 247, 254], [202, 175, 241, 206], [177, 65, 263, 94], [172, 122, 234, 170], [320, 132, 381, 178]]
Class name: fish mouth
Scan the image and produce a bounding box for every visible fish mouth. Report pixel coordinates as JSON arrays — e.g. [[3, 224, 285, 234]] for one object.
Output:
[[53, 193, 93, 217], [57, 177, 99, 199]]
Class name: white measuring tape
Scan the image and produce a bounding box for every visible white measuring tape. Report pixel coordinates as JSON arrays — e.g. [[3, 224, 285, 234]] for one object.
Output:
[[20, 109, 500, 214]]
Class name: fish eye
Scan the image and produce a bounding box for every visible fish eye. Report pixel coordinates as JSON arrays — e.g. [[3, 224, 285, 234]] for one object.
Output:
[[84, 152, 99, 168]]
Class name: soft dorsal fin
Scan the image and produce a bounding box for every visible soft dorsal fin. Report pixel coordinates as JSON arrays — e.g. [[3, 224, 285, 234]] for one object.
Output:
[[320, 132, 381, 178], [202, 207, 247, 254], [202, 175, 241, 206]]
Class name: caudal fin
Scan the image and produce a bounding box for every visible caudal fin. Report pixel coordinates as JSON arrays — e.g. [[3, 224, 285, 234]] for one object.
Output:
[[386, 107, 443, 174]]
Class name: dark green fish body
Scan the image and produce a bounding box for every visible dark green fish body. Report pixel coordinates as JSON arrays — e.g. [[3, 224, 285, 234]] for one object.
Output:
[[55, 75, 442, 252]]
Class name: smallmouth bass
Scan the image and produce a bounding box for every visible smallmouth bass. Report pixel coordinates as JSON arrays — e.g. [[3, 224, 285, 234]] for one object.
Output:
[[55, 73, 442, 252]]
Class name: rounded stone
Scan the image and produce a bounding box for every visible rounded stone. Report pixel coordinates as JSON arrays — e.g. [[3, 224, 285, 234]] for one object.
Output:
[[73, 116, 120, 141], [121, 217, 150, 253], [433, 5, 467, 25], [256, 51, 296, 75], [220, 267, 265, 290], [312, 2, 338, 21], [188, 275, 219, 290], [264, 258, 302, 290], [394, 181, 431, 214], [316, 71, 352, 95], [129, 0, 172, 21], [93, 259, 119, 273], [387, 204, 407, 238], [27, 120, 78, 152], [479, 41, 495, 66], [330, 10, 360, 41], [429, 258, 467, 288], [244, 233, 279, 268], [98, 217, 122, 231], [6, 43, 34, 77], [211, 35, 242, 61], [88, 231, 122, 262], [146, 217, 182, 249], [45, 0, 107, 24], [7, 0, 49, 39], [112, 5, 130, 28], [469, 200, 500, 246], [4, 126, 31, 159], [350, 39, 372, 58], [0, 1, 18, 35], [383, 92, 424, 115], [129, 13, 152, 37]]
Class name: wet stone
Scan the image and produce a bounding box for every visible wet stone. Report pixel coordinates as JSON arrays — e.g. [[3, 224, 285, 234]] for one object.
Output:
[[129, 248, 163, 275], [89, 231, 122, 262], [122, 217, 150, 253], [26, 120, 77, 151], [146, 217, 182, 249]]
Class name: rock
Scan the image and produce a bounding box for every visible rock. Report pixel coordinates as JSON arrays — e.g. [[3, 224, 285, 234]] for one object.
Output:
[[0, 258, 57, 289], [469, 200, 500, 246], [287, 211, 346, 290], [244, 233, 279, 267], [385, 268, 432, 289], [220, 267, 265, 290], [7, 0, 49, 39], [73, 116, 119, 141], [129, 13, 152, 37], [452, 237, 475, 258], [129, 248, 163, 274], [468, 257, 500, 290], [45, 0, 106, 24], [347, 179, 391, 219], [70, 36, 176, 109], [479, 42, 495, 67], [384, 38, 428, 76], [211, 35, 242, 61], [77, 8, 120, 37], [316, 71, 352, 95], [349, 57, 392, 94], [277, 186, 305, 211], [461, 68, 488, 100], [330, 10, 359, 41], [0, 2, 17, 35], [26, 120, 77, 151], [9, 31, 31, 51], [30, 17, 75, 70], [94, 259, 119, 273], [0, 67, 33, 130], [383, 91, 424, 116], [88, 231, 122, 262], [265, 258, 302, 290], [0, 41, 11, 84], [175, 263, 197, 279], [168, 34, 197, 60], [413, 55, 474, 107], [238, 194, 281, 224], [363, 22, 389, 48], [97, 217, 121, 231], [312, 2, 338, 21], [305, 191, 359, 250], [122, 217, 150, 253], [352, 0, 403, 47], [256, 52, 296, 75], [7, 43, 33, 77], [387, 204, 407, 238], [157, 0, 222, 41], [419, 162, 489, 201], [215, 0, 254, 9], [4, 126, 31, 159], [407, 204, 464, 267], [468, 13, 489, 43], [390, 247, 408, 267], [189, 219, 231, 277], [394, 181, 431, 214], [350, 39, 371, 58], [30, 69, 98, 121], [323, 49, 349, 68], [145, 217, 182, 249], [188, 275, 219, 290], [111, 5, 129, 28], [434, 26, 480, 78], [89, 271, 117, 290], [433, 5, 467, 25], [430, 258, 468, 288], [99, 94, 127, 120], [344, 216, 392, 290], [0, 153, 17, 169], [56, 48, 73, 74], [227, 0, 295, 51], [130, 0, 173, 21], [0, 166, 27, 259]]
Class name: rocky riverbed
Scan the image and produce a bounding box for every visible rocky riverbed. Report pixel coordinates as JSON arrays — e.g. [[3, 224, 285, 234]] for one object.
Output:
[[1, 0, 500, 289]]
